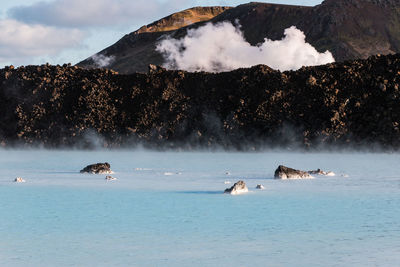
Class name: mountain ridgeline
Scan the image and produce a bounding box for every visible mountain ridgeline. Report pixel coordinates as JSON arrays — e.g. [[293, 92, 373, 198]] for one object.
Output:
[[2, 53, 400, 150], [79, 0, 400, 73]]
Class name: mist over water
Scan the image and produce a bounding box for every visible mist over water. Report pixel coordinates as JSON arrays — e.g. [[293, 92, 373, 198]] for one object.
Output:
[[0, 149, 399, 266], [157, 22, 335, 72]]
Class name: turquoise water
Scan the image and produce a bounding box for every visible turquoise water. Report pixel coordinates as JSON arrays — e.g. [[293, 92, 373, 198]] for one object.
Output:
[[0, 150, 399, 266]]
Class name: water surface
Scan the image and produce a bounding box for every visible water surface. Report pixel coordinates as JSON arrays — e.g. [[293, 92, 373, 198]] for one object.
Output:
[[0, 150, 399, 266]]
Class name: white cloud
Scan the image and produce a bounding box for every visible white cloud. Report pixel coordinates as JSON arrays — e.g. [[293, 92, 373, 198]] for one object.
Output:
[[2, 0, 201, 65], [9, 0, 191, 28], [0, 19, 85, 65], [156, 22, 335, 72]]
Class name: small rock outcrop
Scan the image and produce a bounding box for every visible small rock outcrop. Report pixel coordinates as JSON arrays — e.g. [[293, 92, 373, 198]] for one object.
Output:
[[105, 176, 117, 181], [80, 162, 113, 174], [274, 165, 313, 179], [256, 184, 265, 190], [148, 64, 166, 74], [308, 169, 335, 176], [224, 180, 249, 195], [14, 177, 25, 183]]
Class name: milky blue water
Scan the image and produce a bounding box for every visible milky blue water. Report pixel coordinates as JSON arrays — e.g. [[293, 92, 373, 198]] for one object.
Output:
[[0, 150, 399, 267]]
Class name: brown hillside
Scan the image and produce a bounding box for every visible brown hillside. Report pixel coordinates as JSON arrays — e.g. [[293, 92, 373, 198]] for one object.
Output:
[[78, 6, 230, 74], [136, 6, 231, 33]]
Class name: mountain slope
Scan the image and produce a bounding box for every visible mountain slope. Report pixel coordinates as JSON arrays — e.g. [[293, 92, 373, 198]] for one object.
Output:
[[78, 0, 400, 73], [78, 6, 230, 74]]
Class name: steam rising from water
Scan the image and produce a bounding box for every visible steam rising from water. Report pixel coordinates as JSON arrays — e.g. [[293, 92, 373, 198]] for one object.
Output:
[[156, 22, 335, 72]]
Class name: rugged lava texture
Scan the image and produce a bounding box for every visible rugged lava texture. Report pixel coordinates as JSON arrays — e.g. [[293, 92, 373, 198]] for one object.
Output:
[[79, 0, 400, 73], [2, 54, 400, 149], [274, 165, 313, 179], [80, 163, 113, 174]]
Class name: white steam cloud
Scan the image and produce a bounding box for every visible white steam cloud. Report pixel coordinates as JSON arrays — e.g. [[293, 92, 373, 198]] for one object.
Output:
[[156, 22, 335, 72], [91, 54, 115, 68]]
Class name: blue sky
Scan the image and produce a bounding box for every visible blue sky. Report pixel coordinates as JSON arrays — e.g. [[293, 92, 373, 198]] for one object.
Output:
[[0, 0, 322, 67]]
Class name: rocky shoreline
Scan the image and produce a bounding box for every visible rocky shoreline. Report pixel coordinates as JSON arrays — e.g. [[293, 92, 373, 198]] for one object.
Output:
[[2, 54, 400, 150]]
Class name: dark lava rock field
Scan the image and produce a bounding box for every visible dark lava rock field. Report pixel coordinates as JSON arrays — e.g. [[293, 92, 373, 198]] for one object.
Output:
[[2, 54, 400, 150]]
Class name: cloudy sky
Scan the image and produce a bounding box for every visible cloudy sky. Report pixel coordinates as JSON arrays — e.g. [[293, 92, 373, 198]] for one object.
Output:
[[0, 0, 322, 67]]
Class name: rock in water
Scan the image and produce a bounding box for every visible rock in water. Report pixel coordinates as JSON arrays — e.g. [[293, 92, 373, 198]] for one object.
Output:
[[80, 162, 113, 174], [256, 184, 265, 190], [224, 181, 249, 195], [308, 169, 335, 176], [14, 177, 26, 183], [274, 165, 313, 179], [105, 176, 117, 181]]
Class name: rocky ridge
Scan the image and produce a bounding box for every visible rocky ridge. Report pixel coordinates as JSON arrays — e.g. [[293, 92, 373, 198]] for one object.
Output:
[[2, 54, 400, 150]]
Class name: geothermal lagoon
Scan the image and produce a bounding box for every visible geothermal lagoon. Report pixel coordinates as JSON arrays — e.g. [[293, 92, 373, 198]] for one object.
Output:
[[1, 150, 399, 266]]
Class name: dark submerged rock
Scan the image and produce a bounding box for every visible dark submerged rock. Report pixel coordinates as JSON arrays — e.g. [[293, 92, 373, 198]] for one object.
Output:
[[80, 162, 112, 174]]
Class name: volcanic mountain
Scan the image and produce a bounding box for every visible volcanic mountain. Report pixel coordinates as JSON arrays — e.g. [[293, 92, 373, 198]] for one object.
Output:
[[78, 0, 400, 74]]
